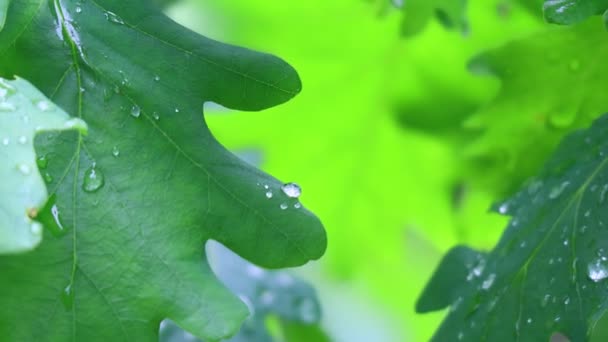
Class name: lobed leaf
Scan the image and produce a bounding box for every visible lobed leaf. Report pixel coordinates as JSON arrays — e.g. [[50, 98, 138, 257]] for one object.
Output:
[[419, 114, 608, 341], [0, 0, 326, 341]]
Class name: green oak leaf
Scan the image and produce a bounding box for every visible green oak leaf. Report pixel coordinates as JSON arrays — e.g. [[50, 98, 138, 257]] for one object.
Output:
[[419, 114, 608, 341], [543, 0, 608, 25], [0, 0, 326, 341], [465, 19, 608, 195], [160, 241, 325, 342], [400, 0, 468, 36], [0, 77, 86, 254]]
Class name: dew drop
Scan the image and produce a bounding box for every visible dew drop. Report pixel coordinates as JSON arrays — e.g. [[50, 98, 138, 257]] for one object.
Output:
[[61, 283, 74, 310], [49, 204, 66, 237], [37, 155, 48, 169], [526, 318, 532, 324], [457, 332, 464, 340], [549, 181, 570, 199], [152, 112, 160, 121], [588, 259, 608, 282], [17, 163, 31, 175], [112, 146, 120, 157], [18, 136, 27, 144], [2, 137, 8, 146], [541, 294, 551, 307], [265, 191, 273, 199], [30, 222, 42, 235], [498, 203, 509, 214], [294, 202, 302, 209], [280, 203, 288, 210], [83, 164, 105, 193], [481, 273, 496, 290], [43, 172, 53, 183], [600, 184, 608, 204], [104, 11, 124, 24], [37, 100, 51, 111], [174, 108, 180, 113], [281, 182, 301, 198], [154, 75, 160, 82], [564, 296, 570, 305], [75, 6, 82, 13], [130, 105, 141, 118]]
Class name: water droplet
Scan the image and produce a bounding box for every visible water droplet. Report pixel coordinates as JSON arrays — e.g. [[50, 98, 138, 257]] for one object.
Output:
[[2, 137, 9, 146], [130, 105, 141, 118], [43, 172, 53, 183], [104, 11, 124, 24], [152, 112, 160, 121], [526, 317, 532, 324], [37, 155, 48, 169], [549, 181, 570, 199], [75, 6, 82, 13], [481, 273, 496, 290], [600, 184, 608, 204], [281, 183, 301, 198], [49, 204, 66, 237], [37, 100, 51, 111], [174, 108, 180, 113], [61, 283, 74, 310], [30, 222, 42, 235], [294, 202, 302, 209], [0, 102, 16, 111], [563, 239, 569, 246], [564, 296, 570, 305], [18, 136, 27, 144], [541, 294, 551, 307], [154, 75, 160, 82], [457, 332, 464, 340], [295, 297, 318, 324], [498, 203, 509, 214], [112, 146, 120, 157], [588, 259, 608, 282], [265, 191, 273, 199], [83, 165, 105, 193], [17, 163, 31, 175], [280, 203, 288, 210]]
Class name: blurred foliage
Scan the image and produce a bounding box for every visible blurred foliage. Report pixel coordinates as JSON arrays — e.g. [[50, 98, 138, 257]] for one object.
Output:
[[166, 0, 608, 340]]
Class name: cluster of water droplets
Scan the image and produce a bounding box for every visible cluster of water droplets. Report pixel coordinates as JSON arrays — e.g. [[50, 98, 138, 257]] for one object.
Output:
[[259, 182, 303, 210]]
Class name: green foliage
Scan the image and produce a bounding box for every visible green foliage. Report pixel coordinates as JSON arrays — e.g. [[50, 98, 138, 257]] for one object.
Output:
[[400, 0, 468, 36], [419, 114, 608, 341], [0, 77, 86, 254], [0, 0, 8, 31], [465, 19, 608, 194], [0, 0, 325, 341], [543, 0, 608, 25]]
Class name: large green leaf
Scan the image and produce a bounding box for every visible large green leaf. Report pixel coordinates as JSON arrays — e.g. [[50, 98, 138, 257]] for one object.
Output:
[[543, 0, 608, 25], [0, 0, 325, 341], [0, 77, 86, 254], [465, 19, 608, 195], [419, 114, 608, 341]]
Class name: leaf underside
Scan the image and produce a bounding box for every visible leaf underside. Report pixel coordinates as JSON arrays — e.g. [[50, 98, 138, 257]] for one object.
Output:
[[0, 0, 326, 341], [0, 77, 86, 254], [419, 114, 608, 341]]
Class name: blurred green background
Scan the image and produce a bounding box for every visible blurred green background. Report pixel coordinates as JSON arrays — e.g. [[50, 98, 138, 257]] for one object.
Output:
[[158, 1, 585, 340]]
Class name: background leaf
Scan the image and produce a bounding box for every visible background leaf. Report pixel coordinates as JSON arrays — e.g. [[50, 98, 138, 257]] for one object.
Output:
[[543, 0, 608, 25]]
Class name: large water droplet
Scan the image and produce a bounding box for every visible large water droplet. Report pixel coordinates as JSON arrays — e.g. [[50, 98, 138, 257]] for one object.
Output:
[[83, 164, 105, 193], [61, 283, 74, 310], [130, 105, 141, 118], [104, 11, 124, 24], [281, 183, 301, 198], [588, 259, 608, 282], [549, 181, 570, 199], [37, 155, 48, 169]]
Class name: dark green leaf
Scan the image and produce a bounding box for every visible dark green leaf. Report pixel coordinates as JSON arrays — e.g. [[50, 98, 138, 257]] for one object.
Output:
[[543, 0, 608, 25], [420, 114, 608, 341], [0, 0, 325, 341]]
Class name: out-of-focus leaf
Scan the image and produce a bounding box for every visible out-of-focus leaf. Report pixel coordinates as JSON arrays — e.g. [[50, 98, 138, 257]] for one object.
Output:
[[0, 0, 325, 340], [465, 19, 608, 195], [160, 241, 326, 342], [0, 0, 8, 31], [543, 0, 608, 25], [400, 0, 468, 36], [0, 77, 86, 254], [420, 114, 608, 341]]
